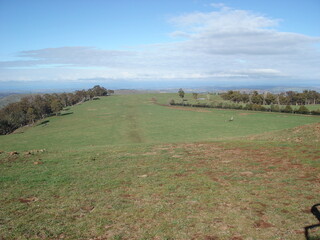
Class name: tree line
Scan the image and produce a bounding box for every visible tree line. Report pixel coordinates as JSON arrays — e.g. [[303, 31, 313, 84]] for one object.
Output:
[[170, 100, 320, 115], [171, 88, 320, 115], [220, 90, 320, 105], [0, 85, 113, 135]]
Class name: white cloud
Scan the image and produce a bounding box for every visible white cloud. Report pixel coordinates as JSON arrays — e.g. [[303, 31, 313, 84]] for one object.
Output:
[[0, 4, 319, 85], [169, 6, 279, 34]]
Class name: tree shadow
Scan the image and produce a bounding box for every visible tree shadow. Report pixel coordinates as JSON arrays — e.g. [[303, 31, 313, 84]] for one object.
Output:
[[38, 120, 49, 126], [60, 112, 73, 116]]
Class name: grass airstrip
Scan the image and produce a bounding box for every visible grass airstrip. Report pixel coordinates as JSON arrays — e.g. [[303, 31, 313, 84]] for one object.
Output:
[[0, 93, 319, 239]]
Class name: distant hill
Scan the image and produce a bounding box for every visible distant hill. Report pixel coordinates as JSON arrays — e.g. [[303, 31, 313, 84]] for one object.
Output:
[[0, 93, 36, 109], [114, 89, 161, 95]]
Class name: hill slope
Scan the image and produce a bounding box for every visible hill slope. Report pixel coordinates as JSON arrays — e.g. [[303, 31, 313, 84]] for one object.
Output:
[[0, 94, 319, 240]]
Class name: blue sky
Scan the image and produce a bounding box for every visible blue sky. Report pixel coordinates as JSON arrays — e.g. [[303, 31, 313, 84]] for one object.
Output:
[[0, 0, 319, 90]]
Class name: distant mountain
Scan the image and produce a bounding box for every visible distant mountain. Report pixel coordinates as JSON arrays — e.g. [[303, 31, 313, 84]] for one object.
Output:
[[0, 93, 17, 98], [0, 93, 36, 109]]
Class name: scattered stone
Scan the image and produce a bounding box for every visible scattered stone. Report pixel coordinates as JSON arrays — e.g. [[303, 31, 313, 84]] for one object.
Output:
[[33, 161, 43, 165], [21, 149, 47, 155], [138, 174, 148, 178], [0, 150, 4, 154], [80, 205, 95, 212], [8, 151, 18, 156], [28, 149, 46, 154]]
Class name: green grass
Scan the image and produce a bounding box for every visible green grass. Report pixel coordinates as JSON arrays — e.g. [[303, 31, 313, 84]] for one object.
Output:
[[0, 94, 319, 151], [0, 94, 319, 239]]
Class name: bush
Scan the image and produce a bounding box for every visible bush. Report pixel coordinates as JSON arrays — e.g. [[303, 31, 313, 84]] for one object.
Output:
[[295, 105, 310, 114], [311, 109, 320, 115], [169, 99, 175, 105], [270, 104, 280, 112], [283, 105, 293, 113]]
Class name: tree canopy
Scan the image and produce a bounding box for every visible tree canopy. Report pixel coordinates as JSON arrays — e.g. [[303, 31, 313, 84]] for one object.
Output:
[[0, 85, 113, 135]]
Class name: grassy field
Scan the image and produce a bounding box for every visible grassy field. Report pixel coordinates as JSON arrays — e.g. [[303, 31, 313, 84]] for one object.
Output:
[[0, 94, 320, 239], [1, 94, 319, 151]]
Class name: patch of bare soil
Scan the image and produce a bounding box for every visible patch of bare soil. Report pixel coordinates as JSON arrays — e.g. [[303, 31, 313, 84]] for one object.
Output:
[[19, 196, 39, 203], [253, 219, 274, 228]]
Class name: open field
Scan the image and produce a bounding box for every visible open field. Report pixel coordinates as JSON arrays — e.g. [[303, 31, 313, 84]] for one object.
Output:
[[1, 94, 319, 151], [0, 94, 319, 239]]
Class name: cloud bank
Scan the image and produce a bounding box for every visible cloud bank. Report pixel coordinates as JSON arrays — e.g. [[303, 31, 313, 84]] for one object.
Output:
[[1, 4, 319, 87]]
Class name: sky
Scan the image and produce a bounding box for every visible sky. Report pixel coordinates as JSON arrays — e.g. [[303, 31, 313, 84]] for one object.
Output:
[[0, 0, 320, 91]]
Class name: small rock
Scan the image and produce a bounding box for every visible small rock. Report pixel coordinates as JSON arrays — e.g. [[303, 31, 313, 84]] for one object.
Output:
[[33, 161, 43, 165], [138, 174, 148, 178], [104, 225, 112, 229], [80, 205, 95, 212], [9, 151, 18, 156]]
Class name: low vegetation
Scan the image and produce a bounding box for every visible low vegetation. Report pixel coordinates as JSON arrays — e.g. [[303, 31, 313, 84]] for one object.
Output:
[[169, 89, 320, 115], [0, 93, 319, 239]]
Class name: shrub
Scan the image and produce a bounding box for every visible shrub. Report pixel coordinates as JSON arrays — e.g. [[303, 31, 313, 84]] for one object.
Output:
[[270, 104, 280, 112], [251, 104, 264, 111], [283, 105, 293, 113], [295, 105, 310, 114], [244, 103, 253, 110], [311, 109, 320, 115]]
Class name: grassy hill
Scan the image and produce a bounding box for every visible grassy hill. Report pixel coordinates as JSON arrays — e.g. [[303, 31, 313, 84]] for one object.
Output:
[[1, 94, 319, 151], [0, 94, 319, 239]]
